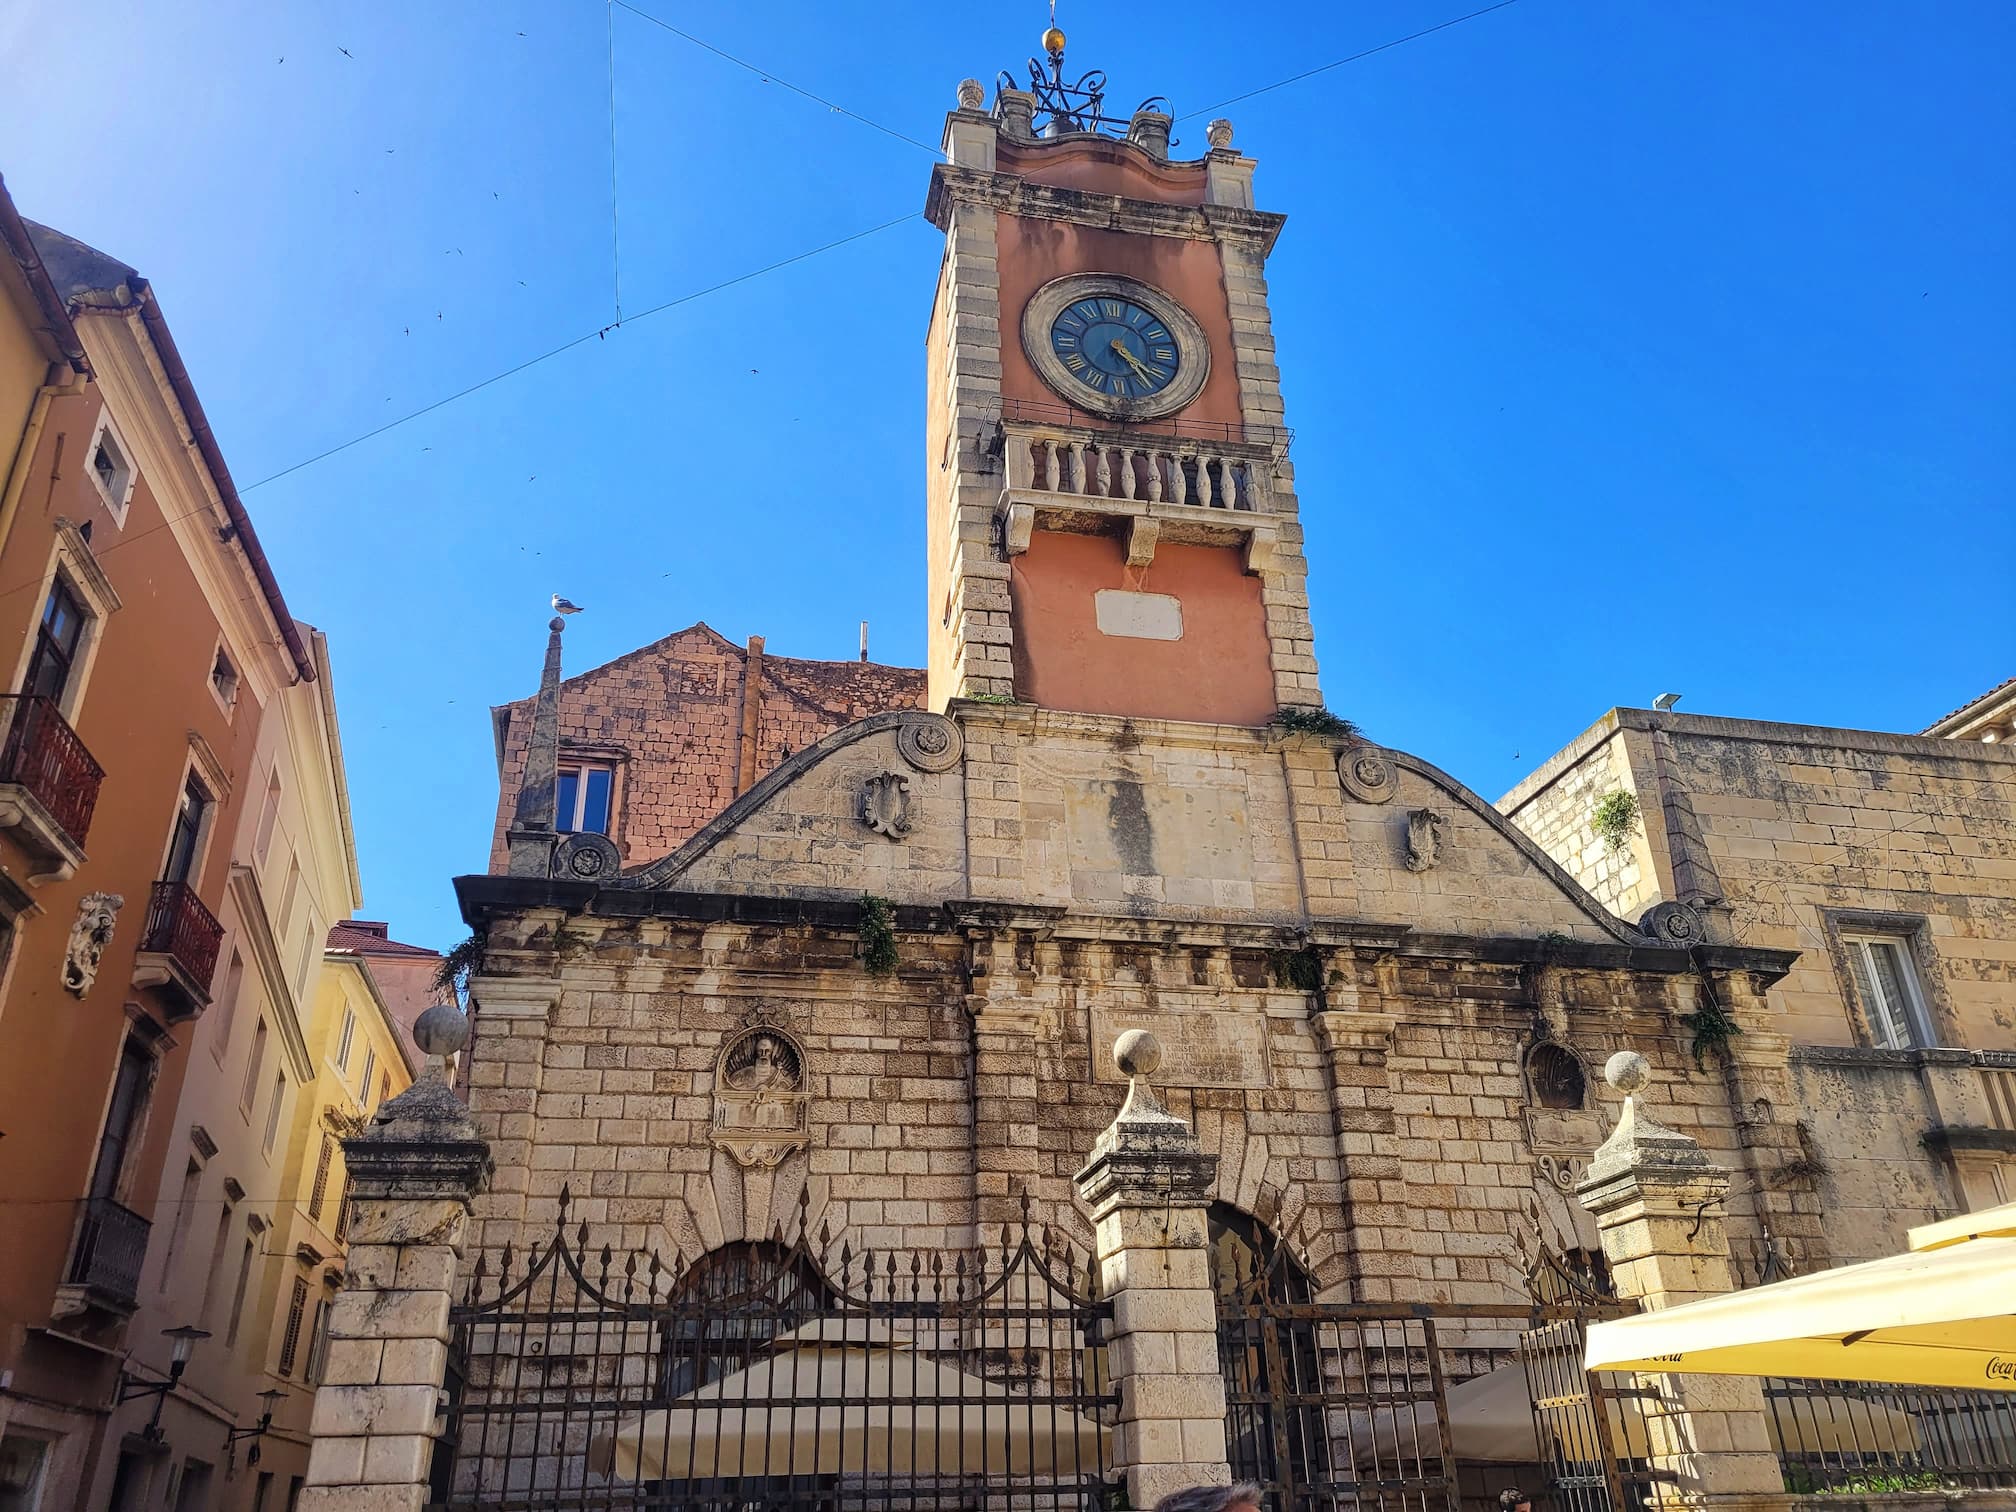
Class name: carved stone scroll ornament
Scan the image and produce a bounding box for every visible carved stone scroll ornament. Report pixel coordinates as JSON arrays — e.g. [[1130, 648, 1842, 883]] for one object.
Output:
[[860, 772, 912, 840], [63, 891, 123, 997], [1403, 808, 1446, 873], [1639, 900, 1705, 948], [895, 713, 964, 774], [552, 831, 621, 882], [1337, 747, 1398, 804], [710, 1028, 809, 1170]]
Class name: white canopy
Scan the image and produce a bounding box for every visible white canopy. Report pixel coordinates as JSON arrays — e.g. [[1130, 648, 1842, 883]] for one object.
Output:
[[590, 1319, 1109, 1482], [1583, 1202, 2016, 1391]]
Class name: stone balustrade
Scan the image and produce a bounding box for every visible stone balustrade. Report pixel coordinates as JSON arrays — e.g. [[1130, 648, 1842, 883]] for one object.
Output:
[[1003, 420, 1271, 512]]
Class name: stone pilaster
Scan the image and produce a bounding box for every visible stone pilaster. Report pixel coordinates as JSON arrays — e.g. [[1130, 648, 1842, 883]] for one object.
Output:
[[301, 1047, 491, 1512], [1073, 1032, 1231, 1508], [462, 973, 557, 1256], [1312, 1000, 1416, 1300], [1712, 994, 1829, 1270], [1576, 1052, 1788, 1512], [967, 932, 1043, 1239]]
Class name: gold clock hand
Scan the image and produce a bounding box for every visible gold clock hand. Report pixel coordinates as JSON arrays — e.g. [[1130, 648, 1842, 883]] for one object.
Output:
[[1108, 339, 1156, 381]]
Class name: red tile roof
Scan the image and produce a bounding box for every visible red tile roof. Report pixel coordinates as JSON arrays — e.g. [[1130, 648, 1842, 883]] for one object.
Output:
[[326, 921, 443, 959]]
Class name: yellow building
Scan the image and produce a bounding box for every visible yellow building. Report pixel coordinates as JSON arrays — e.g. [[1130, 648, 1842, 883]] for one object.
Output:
[[250, 940, 416, 1484]]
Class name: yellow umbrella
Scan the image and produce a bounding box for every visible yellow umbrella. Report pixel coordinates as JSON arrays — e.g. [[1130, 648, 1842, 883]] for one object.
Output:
[[589, 1318, 1110, 1482], [1584, 1204, 2016, 1390]]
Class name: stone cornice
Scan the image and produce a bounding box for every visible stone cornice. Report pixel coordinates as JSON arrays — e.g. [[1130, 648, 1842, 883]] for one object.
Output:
[[926, 164, 1285, 255]]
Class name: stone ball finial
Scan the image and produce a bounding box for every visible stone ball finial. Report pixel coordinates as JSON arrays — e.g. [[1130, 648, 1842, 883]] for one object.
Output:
[[548, 616, 565, 632], [1604, 1049, 1651, 1095], [414, 1003, 471, 1064], [1206, 118, 1235, 149], [1114, 1029, 1162, 1082], [956, 77, 985, 110]]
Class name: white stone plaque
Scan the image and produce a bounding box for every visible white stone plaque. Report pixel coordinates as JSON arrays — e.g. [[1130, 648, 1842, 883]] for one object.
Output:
[[1094, 589, 1183, 641], [1090, 1005, 1272, 1090]]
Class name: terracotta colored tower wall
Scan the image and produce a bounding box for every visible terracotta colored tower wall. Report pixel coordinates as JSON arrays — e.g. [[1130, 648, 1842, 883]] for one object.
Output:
[[1008, 533, 1275, 726]]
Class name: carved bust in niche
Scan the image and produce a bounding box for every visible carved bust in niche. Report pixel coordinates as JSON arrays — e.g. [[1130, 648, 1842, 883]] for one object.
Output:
[[711, 1029, 809, 1169]]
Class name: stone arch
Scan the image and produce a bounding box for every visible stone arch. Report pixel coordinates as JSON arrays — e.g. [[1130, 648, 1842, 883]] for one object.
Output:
[[1525, 1042, 1588, 1110]]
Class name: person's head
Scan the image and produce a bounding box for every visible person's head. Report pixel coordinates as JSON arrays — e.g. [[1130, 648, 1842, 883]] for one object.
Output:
[[1153, 1484, 1265, 1512], [1500, 1488, 1532, 1512], [752, 1036, 776, 1065]]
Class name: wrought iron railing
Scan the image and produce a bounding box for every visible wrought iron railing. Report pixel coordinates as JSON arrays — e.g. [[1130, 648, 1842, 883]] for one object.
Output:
[[138, 880, 225, 991], [0, 693, 105, 847], [434, 1189, 1118, 1510], [1765, 1377, 2016, 1492], [65, 1195, 151, 1305]]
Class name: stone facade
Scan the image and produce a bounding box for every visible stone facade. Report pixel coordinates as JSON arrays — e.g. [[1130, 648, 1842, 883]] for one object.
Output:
[[487, 622, 924, 871], [1501, 704, 2016, 1263]]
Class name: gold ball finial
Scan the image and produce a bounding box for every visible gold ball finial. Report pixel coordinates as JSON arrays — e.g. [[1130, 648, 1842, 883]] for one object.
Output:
[[1042, 23, 1066, 55]]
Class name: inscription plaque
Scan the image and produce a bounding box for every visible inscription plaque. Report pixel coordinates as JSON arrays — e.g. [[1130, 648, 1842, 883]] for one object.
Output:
[[1090, 1005, 1271, 1090]]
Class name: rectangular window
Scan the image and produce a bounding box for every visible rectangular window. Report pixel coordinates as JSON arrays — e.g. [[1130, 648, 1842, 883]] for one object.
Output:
[[335, 1011, 355, 1071], [159, 1159, 202, 1291], [262, 1071, 286, 1155], [278, 1275, 310, 1376], [196, 1205, 234, 1329], [0, 1434, 53, 1511], [252, 1472, 274, 1512], [333, 1173, 353, 1244], [162, 772, 211, 885], [86, 411, 136, 522], [224, 1236, 255, 1346], [556, 763, 614, 835], [310, 1134, 334, 1224], [208, 645, 239, 715], [1844, 934, 1935, 1049], [88, 1039, 154, 1202], [305, 1297, 331, 1384], [212, 952, 245, 1065], [24, 577, 86, 704], [241, 1020, 268, 1111], [359, 1047, 376, 1102], [254, 768, 283, 864]]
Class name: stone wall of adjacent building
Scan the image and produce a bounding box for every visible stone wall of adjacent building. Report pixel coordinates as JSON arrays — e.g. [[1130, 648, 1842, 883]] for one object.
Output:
[[1502, 706, 2016, 1263], [486, 623, 924, 871], [1490, 724, 1656, 921]]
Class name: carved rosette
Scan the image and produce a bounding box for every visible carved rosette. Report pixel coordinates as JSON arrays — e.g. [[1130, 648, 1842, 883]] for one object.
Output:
[[896, 714, 964, 774], [1639, 900, 1705, 948], [552, 831, 621, 882], [1337, 747, 1398, 804], [860, 772, 912, 840], [711, 1026, 810, 1170]]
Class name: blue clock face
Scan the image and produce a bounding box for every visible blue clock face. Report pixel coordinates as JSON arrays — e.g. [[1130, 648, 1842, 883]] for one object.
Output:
[[1049, 296, 1181, 401]]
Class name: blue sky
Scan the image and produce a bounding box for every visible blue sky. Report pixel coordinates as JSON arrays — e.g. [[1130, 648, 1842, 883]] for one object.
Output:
[[2, 1, 2010, 950]]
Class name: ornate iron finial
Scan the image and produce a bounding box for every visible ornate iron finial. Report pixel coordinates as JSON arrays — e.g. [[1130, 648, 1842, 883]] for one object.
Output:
[[995, 9, 1170, 140]]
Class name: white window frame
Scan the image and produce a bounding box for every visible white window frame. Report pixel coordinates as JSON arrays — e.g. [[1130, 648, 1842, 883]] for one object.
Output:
[[158, 737, 230, 889], [8, 522, 121, 723], [84, 407, 137, 526], [335, 1010, 355, 1072], [1842, 933, 1936, 1050], [557, 759, 618, 835], [207, 637, 241, 719]]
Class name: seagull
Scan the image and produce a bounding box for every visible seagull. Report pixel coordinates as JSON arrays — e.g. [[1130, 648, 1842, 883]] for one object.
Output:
[[339, 46, 354, 58], [552, 595, 585, 615]]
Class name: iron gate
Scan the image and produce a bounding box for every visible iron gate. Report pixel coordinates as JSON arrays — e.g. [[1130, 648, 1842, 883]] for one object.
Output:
[[431, 1190, 1119, 1510]]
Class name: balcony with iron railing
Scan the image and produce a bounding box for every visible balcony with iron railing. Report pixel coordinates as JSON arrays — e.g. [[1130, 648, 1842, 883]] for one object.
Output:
[[130, 880, 224, 1021], [60, 1195, 151, 1313], [0, 694, 104, 883], [994, 404, 1289, 574]]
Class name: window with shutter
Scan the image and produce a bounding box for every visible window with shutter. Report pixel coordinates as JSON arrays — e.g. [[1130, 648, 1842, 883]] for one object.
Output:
[[278, 1276, 310, 1376], [1843, 934, 1933, 1049], [333, 1173, 354, 1244], [335, 1012, 355, 1071], [309, 1135, 334, 1223]]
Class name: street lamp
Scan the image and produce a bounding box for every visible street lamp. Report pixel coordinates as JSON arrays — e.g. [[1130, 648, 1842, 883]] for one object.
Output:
[[225, 1388, 288, 1468], [116, 1324, 211, 1442]]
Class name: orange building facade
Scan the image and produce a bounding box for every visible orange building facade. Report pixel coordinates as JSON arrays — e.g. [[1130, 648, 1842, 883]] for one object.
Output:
[[0, 179, 319, 1509]]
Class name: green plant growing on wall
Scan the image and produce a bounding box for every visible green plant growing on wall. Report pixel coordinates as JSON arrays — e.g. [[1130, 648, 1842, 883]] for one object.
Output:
[[962, 689, 1018, 705], [1269, 706, 1362, 740], [1590, 790, 1640, 853], [433, 931, 488, 1002], [859, 894, 900, 977], [1678, 967, 1743, 1069], [1268, 946, 1325, 994]]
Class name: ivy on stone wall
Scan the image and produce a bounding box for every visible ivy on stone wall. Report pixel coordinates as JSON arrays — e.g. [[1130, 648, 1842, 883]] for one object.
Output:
[[1590, 790, 1641, 853], [1268, 945, 1325, 994], [1269, 706, 1362, 740], [1678, 957, 1743, 1068], [859, 894, 900, 976], [433, 931, 488, 999]]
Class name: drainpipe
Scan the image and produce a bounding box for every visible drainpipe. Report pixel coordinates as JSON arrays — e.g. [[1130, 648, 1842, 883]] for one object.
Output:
[[0, 361, 86, 552]]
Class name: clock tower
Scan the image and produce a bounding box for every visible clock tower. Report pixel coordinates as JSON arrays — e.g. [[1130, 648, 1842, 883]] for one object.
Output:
[[924, 34, 1321, 725]]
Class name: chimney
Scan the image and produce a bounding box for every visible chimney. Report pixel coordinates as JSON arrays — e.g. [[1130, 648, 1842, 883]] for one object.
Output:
[[860, 620, 869, 663]]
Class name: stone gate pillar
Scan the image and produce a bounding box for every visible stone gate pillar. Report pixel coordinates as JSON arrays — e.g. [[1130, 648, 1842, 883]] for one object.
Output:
[[1073, 1031, 1231, 1508], [302, 1009, 491, 1512], [1576, 1051, 1787, 1511]]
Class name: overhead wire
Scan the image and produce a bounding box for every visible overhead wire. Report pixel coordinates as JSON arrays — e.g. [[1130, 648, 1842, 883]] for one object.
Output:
[[1177, 0, 1523, 121], [610, 0, 943, 158], [606, 0, 624, 324]]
